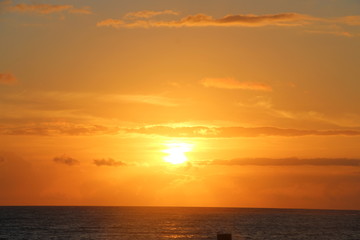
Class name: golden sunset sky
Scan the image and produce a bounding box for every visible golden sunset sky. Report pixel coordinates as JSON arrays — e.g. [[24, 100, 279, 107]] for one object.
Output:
[[1, 0, 360, 210]]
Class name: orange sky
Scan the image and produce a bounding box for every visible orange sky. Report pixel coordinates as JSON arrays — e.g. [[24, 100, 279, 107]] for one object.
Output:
[[1, 0, 360, 210]]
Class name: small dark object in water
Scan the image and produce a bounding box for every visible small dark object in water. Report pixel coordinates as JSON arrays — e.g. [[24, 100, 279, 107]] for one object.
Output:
[[217, 233, 232, 240]]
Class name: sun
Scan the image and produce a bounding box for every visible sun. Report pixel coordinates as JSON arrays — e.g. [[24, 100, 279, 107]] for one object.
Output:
[[162, 142, 192, 164]]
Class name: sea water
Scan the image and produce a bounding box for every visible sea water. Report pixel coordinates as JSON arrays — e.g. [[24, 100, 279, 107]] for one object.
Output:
[[0, 207, 359, 240]]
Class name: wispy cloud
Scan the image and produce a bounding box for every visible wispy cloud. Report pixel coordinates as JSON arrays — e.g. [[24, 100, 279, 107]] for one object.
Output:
[[3, 121, 359, 138], [1, 91, 180, 108], [337, 16, 360, 26], [200, 157, 360, 167], [96, 11, 360, 36], [123, 125, 360, 138], [8, 3, 72, 14], [97, 12, 311, 29], [0, 73, 17, 85], [0, 122, 117, 136], [0, 91, 182, 123], [0, 91, 185, 137], [53, 155, 80, 166], [96, 19, 125, 28], [6, 1, 92, 15], [164, 13, 311, 27], [201, 78, 272, 91], [93, 158, 127, 167], [125, 10, 179, 19], [237, 96, 360, 128], [114, 94, 181, 107], [305, 30, 353, 37]]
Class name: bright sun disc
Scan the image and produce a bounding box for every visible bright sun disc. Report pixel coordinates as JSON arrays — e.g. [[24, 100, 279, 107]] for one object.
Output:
[[162, 142, 192, 164]]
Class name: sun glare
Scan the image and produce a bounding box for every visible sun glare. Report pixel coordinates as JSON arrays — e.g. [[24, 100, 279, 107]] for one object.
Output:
[[162, 142, 193, 164]]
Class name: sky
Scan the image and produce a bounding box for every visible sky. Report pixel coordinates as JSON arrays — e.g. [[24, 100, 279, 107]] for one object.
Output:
[[1, 0, 360, 210]]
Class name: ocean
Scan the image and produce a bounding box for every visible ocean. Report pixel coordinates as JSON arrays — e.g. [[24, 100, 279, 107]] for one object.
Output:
[[0, 207, 359, 240]]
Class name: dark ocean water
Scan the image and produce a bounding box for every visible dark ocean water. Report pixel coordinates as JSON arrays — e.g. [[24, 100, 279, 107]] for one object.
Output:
[[0, 207, 359, 240]]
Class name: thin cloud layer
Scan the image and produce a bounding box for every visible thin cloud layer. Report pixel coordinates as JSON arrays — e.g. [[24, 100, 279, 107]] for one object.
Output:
[[93, 158, 127, 167], [305, 30, 353, 37], [53, 155, 80, 166], [123, 126, 360, 138], [96, 19, 125, 28], [115, 94, 181, 107], [2, 123, 360, 138], [97, 11, 360, 33], [201, 78, 272, 91], [97, 12, 311, 28], [337, 16, 360, 26], [8, 3, 72, 14], [6, 1, 92, 15], [200, 158, 360, 167], [0, 122, 116, 136], [0, 91, 180, 108], [125, 10, 179, 19], [169, 13, 311, 27], [0, 73, 17, 85]]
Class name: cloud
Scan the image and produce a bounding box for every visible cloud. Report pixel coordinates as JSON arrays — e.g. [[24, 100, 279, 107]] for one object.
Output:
[[305, 30, 353, 37], [0, 73, 17, 85], [7, 2, 92, 15], [201, 78, 272, 91], [96, 19, 146, 28], [337, 16, 360, 26], [171, 13, 311, 27], [96, 19, 124, 28], [0, 122, 117, 136], [0, 91, 180, 109], [98, 10, 180, 28], [97, 12, 312, 29], [93, 158, 127, 167], [97, 11, 360, 35], [123, 125, 360, 138], [0, 91, 182, 130], [236, 96, 360, 128], [8, 3, 72, 14], [200, 158, 360, 167], [53, 155, 80, 166], [1, 118, 360, 138], [0, 91, 186, 137], [114, 94, 181, 107], [125, 10, 179, 19]]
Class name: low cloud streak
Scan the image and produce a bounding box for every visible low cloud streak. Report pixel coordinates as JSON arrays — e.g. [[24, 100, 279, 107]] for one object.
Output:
[[6, 1, 92, 15], [123, 125, 360, 138], [97, 11, 360, 34], [2, 123, 360, 138], [201, 78, 272, 91], [93, 158, 127, 167], [97, 12, 311, 29], [53, 155, 80, 166], [114, 94, 181, 107], [200, 158, 360, 167], [125, 10, 179, 19], [96, 19, 124, 28], [0, 122, 117, 136]]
